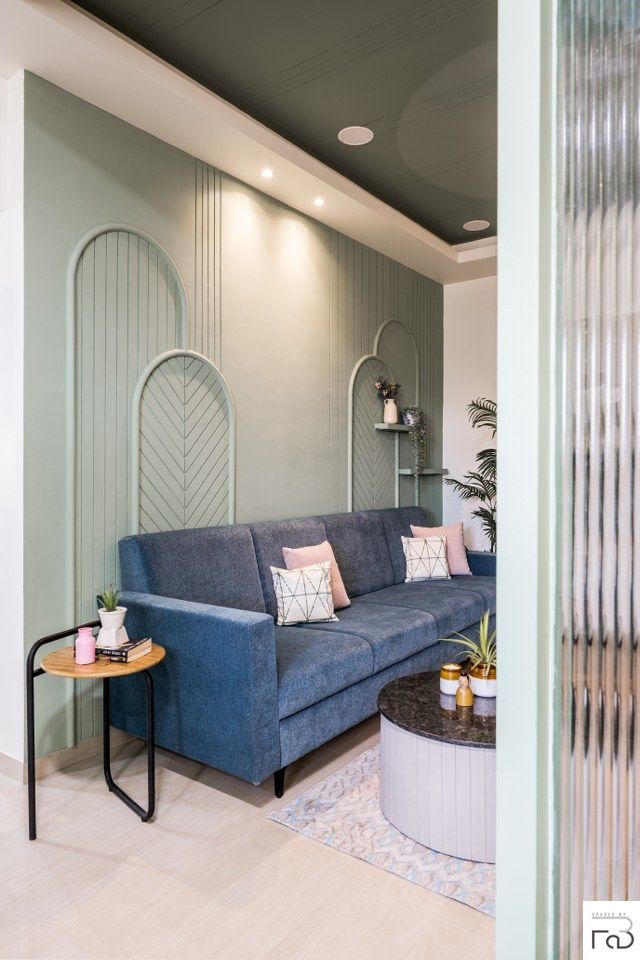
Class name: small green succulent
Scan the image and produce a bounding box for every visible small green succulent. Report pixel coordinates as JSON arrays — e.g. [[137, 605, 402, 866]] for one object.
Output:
[[98, 585, 121, 612]]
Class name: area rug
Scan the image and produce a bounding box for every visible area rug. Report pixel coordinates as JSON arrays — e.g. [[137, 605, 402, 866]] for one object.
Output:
[[269, 745, 495, 917]]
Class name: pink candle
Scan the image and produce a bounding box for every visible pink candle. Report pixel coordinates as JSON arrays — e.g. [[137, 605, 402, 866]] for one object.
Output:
[[75, 626, 96, 665]]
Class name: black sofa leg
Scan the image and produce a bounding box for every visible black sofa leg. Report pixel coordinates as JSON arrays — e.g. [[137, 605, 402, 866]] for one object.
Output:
[[274, 767, 286, 799]]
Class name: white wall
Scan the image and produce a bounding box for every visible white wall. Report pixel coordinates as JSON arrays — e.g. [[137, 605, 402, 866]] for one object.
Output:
[[443, 275, 497, 550], [0, 72, 25, 772]]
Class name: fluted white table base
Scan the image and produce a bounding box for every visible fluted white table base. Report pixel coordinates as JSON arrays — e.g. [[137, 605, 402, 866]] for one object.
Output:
[[379, 714, 496, 863]]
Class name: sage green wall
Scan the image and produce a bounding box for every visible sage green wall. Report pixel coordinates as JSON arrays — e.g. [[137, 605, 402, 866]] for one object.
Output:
[[23, 73, 443, 757]]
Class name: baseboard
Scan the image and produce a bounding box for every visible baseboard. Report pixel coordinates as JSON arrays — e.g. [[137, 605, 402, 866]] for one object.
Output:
[[0, 729, 135, 785], [0, 751, 26, 784]]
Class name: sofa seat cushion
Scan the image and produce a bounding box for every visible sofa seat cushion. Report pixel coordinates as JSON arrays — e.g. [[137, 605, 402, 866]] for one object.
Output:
[[451, 575, 496, 610], [320, 511, 395, 597], [276, 626, 373, 719], [298, 603, 439, 673], [354, 578, 494, 638]]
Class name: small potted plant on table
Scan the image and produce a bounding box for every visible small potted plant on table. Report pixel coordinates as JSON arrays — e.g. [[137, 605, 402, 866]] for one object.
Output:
[[96, 585, 129, 650], [450, 611, 496, 697]]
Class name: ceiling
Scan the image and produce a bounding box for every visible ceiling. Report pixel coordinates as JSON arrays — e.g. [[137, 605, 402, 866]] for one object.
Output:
[[73, 0, 497, 246]]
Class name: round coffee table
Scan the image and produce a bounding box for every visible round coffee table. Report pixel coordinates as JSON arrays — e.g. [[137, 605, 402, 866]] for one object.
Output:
[[378, 671, 496, 863]]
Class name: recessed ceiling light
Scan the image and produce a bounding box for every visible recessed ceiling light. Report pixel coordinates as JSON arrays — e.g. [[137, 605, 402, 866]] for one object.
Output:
[[463, 219, 490, 232], [338, 125, 374, 146], [261, 167, 274, 179], [313, 197, 325, 208]]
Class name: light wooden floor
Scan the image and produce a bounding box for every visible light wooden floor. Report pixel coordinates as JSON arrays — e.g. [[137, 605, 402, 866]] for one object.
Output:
[[0, 717, 494, 960]]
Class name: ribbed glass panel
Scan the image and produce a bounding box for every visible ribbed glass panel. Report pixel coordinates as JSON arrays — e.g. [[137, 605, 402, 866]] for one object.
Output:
[[558, 2, 640, 956]]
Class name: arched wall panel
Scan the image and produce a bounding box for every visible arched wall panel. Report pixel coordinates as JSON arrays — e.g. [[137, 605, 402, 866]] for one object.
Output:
[[73, 228, 187, 739], [74, 230, 187, 620], [349, 355, 397, 511], [374, 317, 420, 407], [134, 351, 234, 533], [329, 233, 443, 517]]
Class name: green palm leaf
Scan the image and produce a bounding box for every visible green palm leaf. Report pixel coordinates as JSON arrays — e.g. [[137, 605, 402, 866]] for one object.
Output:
[[467, 398, 497, 437], [475, 447, 496, 481], [446, 397, 497, 550]]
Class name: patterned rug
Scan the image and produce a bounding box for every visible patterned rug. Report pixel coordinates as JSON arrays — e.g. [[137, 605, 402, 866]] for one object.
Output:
[[269, 745, 495, 917]]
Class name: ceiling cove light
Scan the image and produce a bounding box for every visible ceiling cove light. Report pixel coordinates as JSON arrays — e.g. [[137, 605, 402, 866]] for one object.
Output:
[[338, 125, 374, 146], [261, 167, 274, 179], [463, 219, 491, 232], [313, 197, 325, 208]]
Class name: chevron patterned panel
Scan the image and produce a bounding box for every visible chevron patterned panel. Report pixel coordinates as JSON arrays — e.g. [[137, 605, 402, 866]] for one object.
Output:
[[74, 229, 186, 740], [138, 354, 231, 533], [352, 356, 396, 511]]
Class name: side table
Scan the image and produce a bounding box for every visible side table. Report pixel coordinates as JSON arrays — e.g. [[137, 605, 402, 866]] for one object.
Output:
[[26, 622, 165, 840]]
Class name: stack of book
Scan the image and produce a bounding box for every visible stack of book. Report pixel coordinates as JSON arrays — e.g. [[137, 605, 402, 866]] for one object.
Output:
[[96, 637, 153, 663]]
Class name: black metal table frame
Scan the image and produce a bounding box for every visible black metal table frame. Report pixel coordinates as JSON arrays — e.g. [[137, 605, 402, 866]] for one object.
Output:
[[26, 621, 156, 841]]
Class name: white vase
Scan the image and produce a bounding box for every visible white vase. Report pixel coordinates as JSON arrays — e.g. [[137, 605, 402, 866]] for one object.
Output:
[[383, 398, 398, 424], [96, 606, 129, 649]]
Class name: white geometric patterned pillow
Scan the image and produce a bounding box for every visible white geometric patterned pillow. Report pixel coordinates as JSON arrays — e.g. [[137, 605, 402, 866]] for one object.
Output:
[[402, 535, 451, 582], [270, 560, 339, 626]]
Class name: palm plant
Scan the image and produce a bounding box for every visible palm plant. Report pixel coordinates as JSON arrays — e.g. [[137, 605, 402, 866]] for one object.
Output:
[[445, 397, 496, 551], [450, 611, 497, 677]]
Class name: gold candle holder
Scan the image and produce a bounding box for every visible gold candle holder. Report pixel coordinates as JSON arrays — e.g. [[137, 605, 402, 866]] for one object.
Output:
[[440, 662, 462, 695]]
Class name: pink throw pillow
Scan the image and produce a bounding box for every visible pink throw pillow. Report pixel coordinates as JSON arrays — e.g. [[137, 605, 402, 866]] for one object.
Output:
[[282, 541, 351, 609], [410, 522, 472, 576]]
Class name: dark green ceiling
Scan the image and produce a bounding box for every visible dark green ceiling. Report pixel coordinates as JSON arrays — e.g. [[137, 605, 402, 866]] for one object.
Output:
[[75, 0, 497, 244]]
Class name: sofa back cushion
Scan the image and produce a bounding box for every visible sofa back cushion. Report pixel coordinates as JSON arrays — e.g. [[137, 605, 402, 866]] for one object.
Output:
[[376, 506, 430, 583], [250, 517, 328, 619], [320, 510, 395, 597], [119, 526, 266, 612]]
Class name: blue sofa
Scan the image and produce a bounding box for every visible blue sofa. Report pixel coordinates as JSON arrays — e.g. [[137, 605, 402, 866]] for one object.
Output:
[[111, 506, 496, 796]]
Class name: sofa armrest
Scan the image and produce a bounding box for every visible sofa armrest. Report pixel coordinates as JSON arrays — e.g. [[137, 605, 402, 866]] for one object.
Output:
[[111, 592, 280, 784], [467, 550, 496, 577]]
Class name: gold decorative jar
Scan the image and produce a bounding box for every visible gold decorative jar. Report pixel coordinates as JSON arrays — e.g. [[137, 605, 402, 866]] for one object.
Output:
[[455, 675, 474, 708], [440, 662, 462, 695]]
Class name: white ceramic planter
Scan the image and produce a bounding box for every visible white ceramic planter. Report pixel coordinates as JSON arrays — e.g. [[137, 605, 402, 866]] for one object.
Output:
[[470, 675, 497, 698], [439, 677, 460, 696], [99, 607, 127, 631], [97, 606, 129, 649]]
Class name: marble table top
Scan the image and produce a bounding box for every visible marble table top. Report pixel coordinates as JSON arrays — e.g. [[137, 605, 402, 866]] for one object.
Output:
[[377, 671, 496, 749]]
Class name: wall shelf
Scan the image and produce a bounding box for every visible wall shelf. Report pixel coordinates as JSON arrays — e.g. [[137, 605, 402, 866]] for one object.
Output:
[[374, 422, 409, 432], [398, 468, 448, 476]]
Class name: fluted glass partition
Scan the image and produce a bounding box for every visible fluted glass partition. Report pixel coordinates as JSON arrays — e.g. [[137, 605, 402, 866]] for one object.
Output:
[[558, 2, 640, 955]]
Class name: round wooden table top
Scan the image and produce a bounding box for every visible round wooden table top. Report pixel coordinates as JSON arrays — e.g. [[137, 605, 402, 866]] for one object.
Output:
[[41, 644, 166, 679]]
